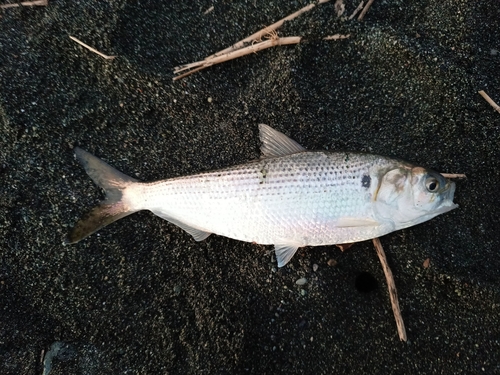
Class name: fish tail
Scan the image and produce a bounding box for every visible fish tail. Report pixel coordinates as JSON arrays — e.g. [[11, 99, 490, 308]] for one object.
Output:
[[66, 147, 140, 244]]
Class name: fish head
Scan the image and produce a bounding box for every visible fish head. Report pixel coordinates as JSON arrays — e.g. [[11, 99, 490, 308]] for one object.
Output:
[[373, 165, 458, 230]]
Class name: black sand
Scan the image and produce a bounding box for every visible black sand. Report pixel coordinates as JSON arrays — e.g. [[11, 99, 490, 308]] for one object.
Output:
[[1, 1, 499, 374]]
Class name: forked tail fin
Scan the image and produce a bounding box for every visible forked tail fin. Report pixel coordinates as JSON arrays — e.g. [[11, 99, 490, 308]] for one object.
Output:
[[66, 148, 140, 244]]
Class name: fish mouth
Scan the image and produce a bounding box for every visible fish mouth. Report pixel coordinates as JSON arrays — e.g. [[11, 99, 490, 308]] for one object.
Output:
[[444, 179, 456, 201], [437, 180, 458, 213]]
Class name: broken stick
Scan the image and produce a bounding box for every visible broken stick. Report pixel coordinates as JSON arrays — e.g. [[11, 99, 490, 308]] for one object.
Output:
[[349, 1, 365, 20], [174, 37, 301, 80], [358, 0, 375, 21], [208, 0, 331, 60], [174, 34, 349, 80], [69, 35, 116, 60], [0, 0, 47, 8], [372, 237, 407, 342], [323, 34, 351, 41], [173, 0, 349, 80], [441, 173, 466, 179], [478, 90, 500, 114]]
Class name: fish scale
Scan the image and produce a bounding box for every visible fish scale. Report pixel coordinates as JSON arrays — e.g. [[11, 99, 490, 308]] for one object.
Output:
[[67, 124, 457, 267]]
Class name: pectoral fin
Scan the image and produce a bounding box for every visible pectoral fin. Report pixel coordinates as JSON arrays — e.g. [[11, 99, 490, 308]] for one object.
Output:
[[274, 244, 300, 267], [336, 217, 381, 228]]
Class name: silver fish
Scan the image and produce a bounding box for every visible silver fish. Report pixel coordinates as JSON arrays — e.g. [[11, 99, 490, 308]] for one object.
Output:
[[67, 124, 457, 267]]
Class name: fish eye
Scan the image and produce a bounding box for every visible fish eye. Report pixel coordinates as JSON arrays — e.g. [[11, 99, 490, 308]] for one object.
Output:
[[425, 177, 439, 192]]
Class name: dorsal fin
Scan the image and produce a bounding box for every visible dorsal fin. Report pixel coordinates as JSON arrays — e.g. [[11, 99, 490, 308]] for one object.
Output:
[[259, 124, 306, 158]]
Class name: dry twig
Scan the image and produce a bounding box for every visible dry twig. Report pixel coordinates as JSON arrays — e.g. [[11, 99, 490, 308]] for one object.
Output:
[[441, 173, 466, 179], [0, 0, 47, 8], [372, 237, 407, 342], [358, 0, 375, 21], [174, 37, 301, 80], [69, 35, 116, 60], [203, 5, 214, 15], [208, 0, 331, 60], [173, 34, 350, 81], [173, 0, 355, 80], [478, 90, 500, 114], [349, 1, 365, 19], [323, 34, 351, 41]]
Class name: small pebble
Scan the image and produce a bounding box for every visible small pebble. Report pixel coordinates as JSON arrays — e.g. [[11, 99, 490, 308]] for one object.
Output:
[[327, 259, 338, 267], [423, 258, 431, 268], [296, 277, 307, 286], [312, 264, 318, 272], [207, 97, 213, 103]]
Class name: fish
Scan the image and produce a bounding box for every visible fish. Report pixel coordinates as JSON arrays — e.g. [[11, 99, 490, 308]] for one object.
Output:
[[67, 124, 458, 267]]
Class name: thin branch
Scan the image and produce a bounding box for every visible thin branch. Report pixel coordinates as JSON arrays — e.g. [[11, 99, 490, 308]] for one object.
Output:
[[372, 237, 407, 342], [172, 65, 207, 81], [173, 34, 350, 80], [208, 0, 331, 60], [358, 0, 375, 21], [441, 173, 466, 179], [478, 90, 500, 114], [349, 1, 364, 19], [323, 33, 350, 40], [174, 37, 301, 81], [172, 0, 351, 80], [69, 35, 116, 60], [175, 34, 350, 74], [0, 0, 47, 8]]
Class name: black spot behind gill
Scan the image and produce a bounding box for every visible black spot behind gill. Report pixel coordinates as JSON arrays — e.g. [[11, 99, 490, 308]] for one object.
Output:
[[362, 175, 371, 189]]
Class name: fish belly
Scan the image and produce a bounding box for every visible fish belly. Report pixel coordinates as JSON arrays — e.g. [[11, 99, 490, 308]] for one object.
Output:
[[138, 152, 391, 246]]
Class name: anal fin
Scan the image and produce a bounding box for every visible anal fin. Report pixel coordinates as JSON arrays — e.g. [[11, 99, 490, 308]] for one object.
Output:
[[152, 212, 211, 242]]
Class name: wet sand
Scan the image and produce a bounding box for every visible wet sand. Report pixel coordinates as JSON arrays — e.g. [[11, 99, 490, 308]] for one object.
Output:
[[1, 1, 499, 373]]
